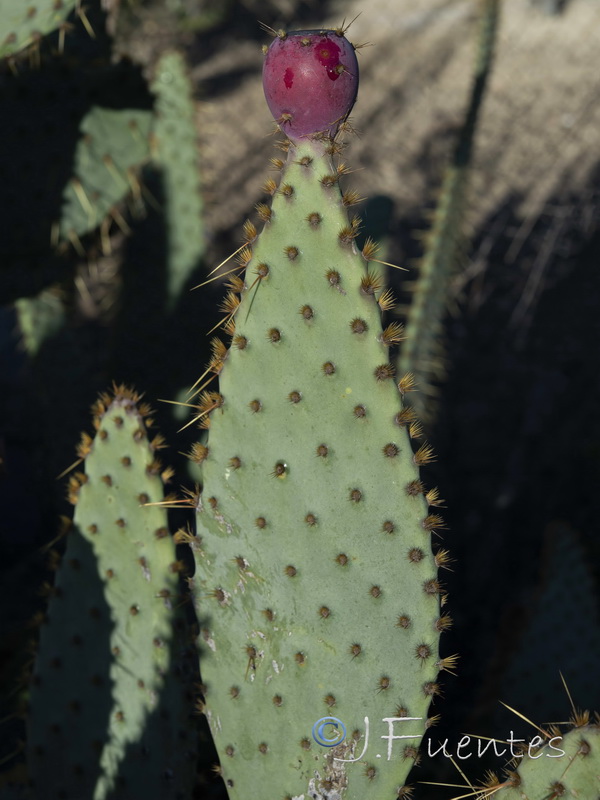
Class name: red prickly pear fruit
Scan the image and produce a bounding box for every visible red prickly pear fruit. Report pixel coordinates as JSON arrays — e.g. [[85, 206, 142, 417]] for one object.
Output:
[[262, 30, 359, 141]]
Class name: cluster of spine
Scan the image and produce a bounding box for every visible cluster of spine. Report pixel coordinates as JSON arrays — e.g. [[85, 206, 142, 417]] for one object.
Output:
[[398, 0, 499, 420], [187, 127, 452, 799], [465, 717, 600, 799], [0, 0, 78, 58], [58, 105, 153, 245], [26, 386, 196, 800]]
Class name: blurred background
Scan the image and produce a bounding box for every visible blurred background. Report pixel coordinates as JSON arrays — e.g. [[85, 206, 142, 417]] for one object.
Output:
[[1, 0, 599, 796]]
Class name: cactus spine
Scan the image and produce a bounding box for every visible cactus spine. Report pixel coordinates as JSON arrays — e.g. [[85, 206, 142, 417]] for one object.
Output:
[[0, 0, 78, 58], [59, 105, 153, 243], [462, 719, 600, 799], [27, 386, 196, 800], [188, 29, 447, 800]]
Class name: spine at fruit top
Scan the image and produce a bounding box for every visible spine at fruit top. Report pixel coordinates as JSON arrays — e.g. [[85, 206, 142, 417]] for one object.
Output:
[[187, 26, 449, 800]]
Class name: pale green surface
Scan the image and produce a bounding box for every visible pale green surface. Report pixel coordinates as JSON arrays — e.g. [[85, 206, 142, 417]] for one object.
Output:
[[60, 106, 152, 240], [193, 139, 441, 800], [151, 51, 204, 305], [488, 724, 600, 799], [14, 288, 65, 356], [0, 0, 77, 58], [28, 394, 195, 800]]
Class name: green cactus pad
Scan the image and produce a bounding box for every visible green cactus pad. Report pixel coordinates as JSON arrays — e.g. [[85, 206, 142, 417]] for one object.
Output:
[[27, 387, 196, 800], [467, 721, 600, 799], [59, 105, 152, 241], [14, 287, 66, 357], [151, 51, 205, 305], [0, 0, 77, 58], [191, 137, 444, 799]]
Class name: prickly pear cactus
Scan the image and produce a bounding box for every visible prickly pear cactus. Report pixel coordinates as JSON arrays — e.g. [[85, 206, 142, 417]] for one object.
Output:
[[27, 386, 196, 800], [59, 105, 153, 242], [0, 0, 77, 58], [189, 28, 447, 800], [14, 286, 65, 356], [467, 720, 600, 799], [151, 51, 205, 306], [398, 0, 499, 421]]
